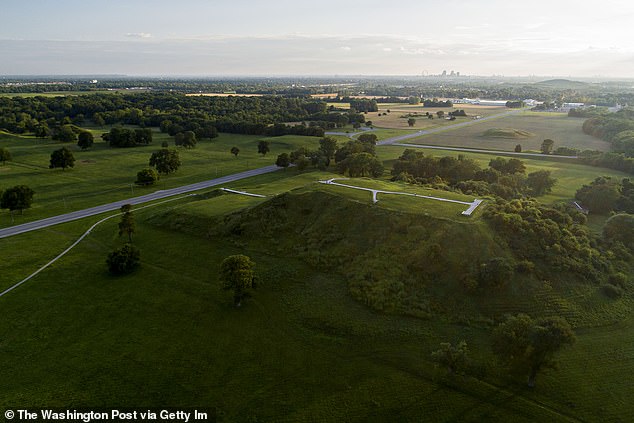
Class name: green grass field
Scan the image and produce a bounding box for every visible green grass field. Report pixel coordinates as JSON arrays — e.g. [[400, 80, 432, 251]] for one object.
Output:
[[0, 130, 321, 228], [1, 172, 633, 422], [404, 112, 611, 152]]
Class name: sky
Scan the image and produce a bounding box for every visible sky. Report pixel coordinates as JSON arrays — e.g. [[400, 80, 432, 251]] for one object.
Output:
[[1, 0, 633, 77]]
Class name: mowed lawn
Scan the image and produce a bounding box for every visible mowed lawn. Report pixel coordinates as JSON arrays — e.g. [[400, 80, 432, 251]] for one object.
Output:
[[0, 181, 633, 421], [405, 112, 611, 152], [0, 129, 321, 228]]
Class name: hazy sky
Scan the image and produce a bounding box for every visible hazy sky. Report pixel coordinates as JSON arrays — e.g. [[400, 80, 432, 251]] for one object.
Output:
[[1, 0, 633, 77]]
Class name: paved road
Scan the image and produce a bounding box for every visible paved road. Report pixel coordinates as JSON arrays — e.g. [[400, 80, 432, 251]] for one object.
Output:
[[376, 109, 525, 146], [392, 143, 578, 159], [0, 165, 280, 239]]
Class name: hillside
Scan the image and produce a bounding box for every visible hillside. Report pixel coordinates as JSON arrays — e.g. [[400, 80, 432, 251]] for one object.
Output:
[[150, 187, 632, 327]]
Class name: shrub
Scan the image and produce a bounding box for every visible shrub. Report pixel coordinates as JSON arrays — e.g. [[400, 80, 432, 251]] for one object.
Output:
[[602, 283, 623, 299], [135, 168, 159, 186], [106, 244, 140, 275]]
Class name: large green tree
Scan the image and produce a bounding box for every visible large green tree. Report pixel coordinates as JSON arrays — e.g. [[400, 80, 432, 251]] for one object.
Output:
[[175, 131, 197, 148], [149, 149, 181, 175], [318, 136, 338, 166], [106, 244, 140, 275], [575, 176, 621, 214], [77, 131, 94, 150], [135, 168, 159, 186], [492, 314, 575, 387], [275, 153, 290, 169], [1, 185, 35, 219], [541, 139, 555, 154], [431, 341, 469, 375], [525, 170, 557, 195], [603, 213, 634, 249], [0, 147, 11, 165], [220, 254, 257, 307], [257, 140, 271, 156], [49, 147, 75, 170]]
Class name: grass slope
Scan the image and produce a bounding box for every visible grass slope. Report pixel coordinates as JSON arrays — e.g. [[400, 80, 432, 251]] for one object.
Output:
[[0, 129, 321, 228], [1, 188, 627, 422]]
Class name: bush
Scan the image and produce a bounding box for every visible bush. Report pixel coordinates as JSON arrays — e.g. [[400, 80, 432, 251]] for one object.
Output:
[[602, 283, 623, 299], [135, 168, 159, 186], [608, 272, 628, 289], [515, 260, 535, 274], [106, 244, 140, 275], [479, 257, 513, 289]]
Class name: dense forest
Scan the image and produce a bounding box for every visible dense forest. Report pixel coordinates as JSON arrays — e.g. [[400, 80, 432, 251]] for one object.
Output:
[[0, 93, 367, 138]]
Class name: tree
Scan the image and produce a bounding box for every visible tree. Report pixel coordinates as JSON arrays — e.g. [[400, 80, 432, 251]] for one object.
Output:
[[230, 146, 240, 157], [407, 117, 416, 127], [34, 124, 51, 138], [318, 136, 338, 166], [49, 147, 75, 170], [175, 130, 197, 148], [118, 204, 135, 242], [431, 341, 469, 375], [77, 131, 94, 150], [53, 124, 78, 143], [541, 139, 555, 154], [525, 170, 557, 195], [515, 144, 522, 153], [149, 149, 181, 175], [357, 133, 378, 145], [0, 147, 11, 165], [106, 243, 140, 275], [436, 111, 445, 118], [492, 314, 575, 387], [1, 185, 34, 218], [478, 257, 513, 289], [275, 152, 290, 168], [219, 254, 257, 307], [575, 177, 620, 214], [603, 213, 634, 249], [135, 168, 159, 186], [257, 140, 271, 156], [339, 152, 384, 177]]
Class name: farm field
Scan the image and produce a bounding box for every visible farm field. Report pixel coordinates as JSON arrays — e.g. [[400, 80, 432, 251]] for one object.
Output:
[[404, 112, 611, 152], [0, 129, 321, 228], [1, 170, 633, 422]]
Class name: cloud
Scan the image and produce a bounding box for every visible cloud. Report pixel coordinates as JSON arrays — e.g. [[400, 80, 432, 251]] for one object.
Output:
[[125, 33, 152, 39], [0, 35, 633, 77]]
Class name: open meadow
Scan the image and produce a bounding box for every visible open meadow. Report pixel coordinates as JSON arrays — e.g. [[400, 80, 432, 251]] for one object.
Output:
[[403, 112, 611, 152], [0, 129, 321, 228], [1, 168, 633, 422]]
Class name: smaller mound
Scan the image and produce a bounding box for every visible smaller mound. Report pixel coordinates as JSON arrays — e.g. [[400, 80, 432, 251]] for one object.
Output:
[[482, 128, 534, 139]]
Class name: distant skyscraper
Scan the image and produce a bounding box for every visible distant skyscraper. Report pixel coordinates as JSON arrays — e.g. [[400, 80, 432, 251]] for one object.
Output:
[[442, 70, 447, 76]]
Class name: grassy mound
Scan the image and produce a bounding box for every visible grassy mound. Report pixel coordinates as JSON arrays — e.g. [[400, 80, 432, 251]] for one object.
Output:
[[149, 187, 630, 326], [482, 128, 534, 139]]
